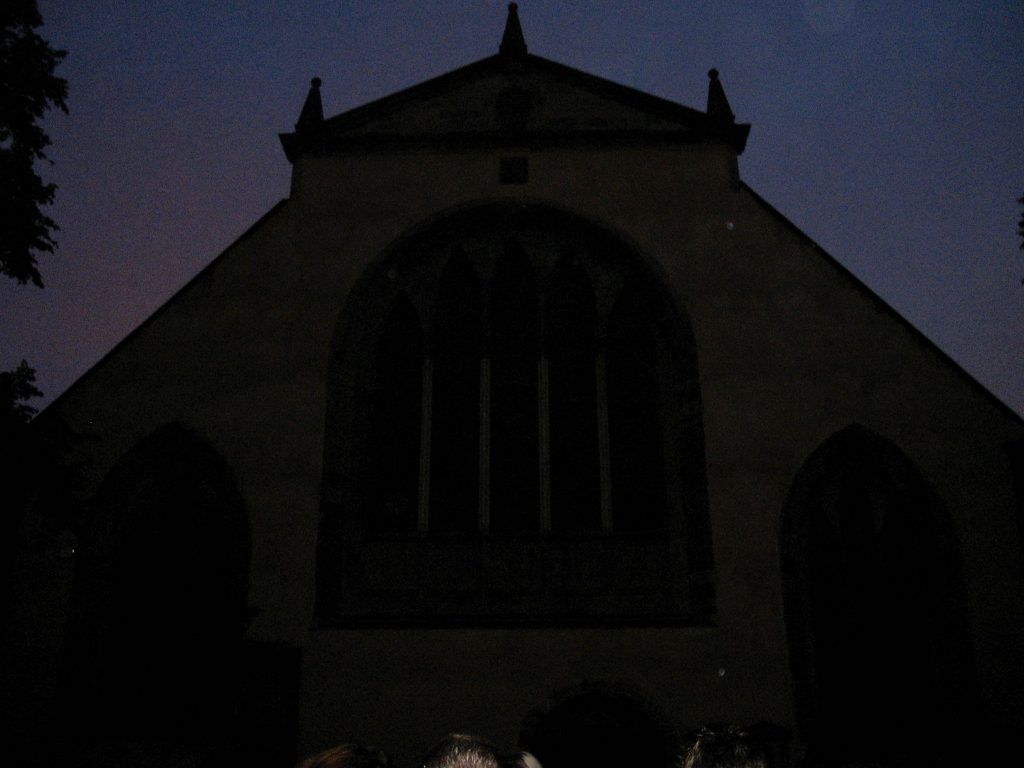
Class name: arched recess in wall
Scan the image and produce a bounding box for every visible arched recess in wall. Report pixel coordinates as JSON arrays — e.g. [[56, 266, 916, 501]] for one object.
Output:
[[318, 202, 713, 625], [780, 424, 976, 766], [519, 682, 677, 768], [58, 423, 250, 744]]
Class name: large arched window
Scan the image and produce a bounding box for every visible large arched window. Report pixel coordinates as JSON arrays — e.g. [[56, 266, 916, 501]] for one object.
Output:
[[319, 204, 712, 624]]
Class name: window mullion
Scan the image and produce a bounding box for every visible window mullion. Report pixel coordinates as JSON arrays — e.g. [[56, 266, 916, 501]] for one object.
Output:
[[479, 357, 490, 532], [417, 357, 433, 533], [596, 350, 613, 531], [538, 355, 551, 531]]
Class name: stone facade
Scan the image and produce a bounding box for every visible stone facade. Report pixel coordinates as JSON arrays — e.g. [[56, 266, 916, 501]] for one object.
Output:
[[6, 9, 1023, 768]]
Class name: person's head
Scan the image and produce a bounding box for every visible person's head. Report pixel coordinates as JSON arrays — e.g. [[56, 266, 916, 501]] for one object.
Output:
[[297, 742, 390, 768], [679, 724, 767, 768], [421, 733, 506, 768]]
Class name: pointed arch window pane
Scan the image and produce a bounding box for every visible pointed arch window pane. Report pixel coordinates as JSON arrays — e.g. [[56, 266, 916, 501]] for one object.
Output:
[[546, 257, 600, 530], [366, 294, 422, 532], [490, 243, 540, 532], [430, 251, 482, 531], [606, 281, 667, 530]]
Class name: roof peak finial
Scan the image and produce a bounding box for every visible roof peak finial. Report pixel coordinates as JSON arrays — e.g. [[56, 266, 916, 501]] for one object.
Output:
[[706, 67, 736, 124], [295, 76, 324, 132], [500, 2, 527, 58]]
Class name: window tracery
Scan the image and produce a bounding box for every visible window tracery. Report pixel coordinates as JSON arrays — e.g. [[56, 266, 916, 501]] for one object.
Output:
[[320, 204, 712, 624]]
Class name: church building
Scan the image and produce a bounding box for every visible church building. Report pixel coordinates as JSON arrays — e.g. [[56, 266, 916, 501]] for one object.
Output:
[[6, 6, 1024, 767]]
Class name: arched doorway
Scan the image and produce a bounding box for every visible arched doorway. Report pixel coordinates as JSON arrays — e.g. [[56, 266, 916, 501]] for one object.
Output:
[[59, 423, 250, 748], [520, 683, 677, 768], [780, 425, 976, 765]]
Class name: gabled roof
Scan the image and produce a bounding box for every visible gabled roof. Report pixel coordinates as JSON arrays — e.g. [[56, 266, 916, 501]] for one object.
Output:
[[280, 6, 750, 161]]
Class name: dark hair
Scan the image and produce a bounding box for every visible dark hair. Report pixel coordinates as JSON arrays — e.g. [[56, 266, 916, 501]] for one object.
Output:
[[421, 734, 506, 768], [297, 743, 390, 768], [679, 724, 767, 768]]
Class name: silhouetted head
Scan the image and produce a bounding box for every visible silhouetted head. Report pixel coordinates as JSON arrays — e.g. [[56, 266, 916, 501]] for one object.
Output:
[[421, 734, 507, 768], [679, 725, 767, 768], [297, 742, 390, 768]]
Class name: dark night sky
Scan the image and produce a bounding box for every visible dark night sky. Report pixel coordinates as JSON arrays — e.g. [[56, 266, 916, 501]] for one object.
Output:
[[3, 1, 1022, 416]]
